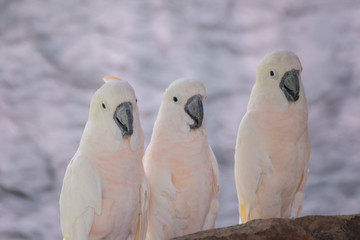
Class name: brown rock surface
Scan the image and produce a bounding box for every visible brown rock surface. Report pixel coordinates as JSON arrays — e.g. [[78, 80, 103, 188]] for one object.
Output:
[[172, 215, 360, 240]]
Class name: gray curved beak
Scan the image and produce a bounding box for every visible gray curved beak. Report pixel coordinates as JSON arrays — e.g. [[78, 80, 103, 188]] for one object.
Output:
[[113, 102, 133, 137], [184, 94, 203, 129], [279, 70, 300, 102]]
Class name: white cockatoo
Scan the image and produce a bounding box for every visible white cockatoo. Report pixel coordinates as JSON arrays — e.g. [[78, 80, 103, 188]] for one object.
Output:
[[59, 76, 149, 240], [143, 78, 220, 240], [234, 50, 310, 224]]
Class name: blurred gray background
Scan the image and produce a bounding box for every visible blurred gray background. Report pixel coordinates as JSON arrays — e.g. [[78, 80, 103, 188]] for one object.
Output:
[[1, 0, 360, 239]]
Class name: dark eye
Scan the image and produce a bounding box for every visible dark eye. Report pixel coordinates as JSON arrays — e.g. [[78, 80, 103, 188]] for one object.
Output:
[[102, 103, 106, 109], [173, 96, 178, 102], [136, 99, 138, 103], [270, 70, 274, 77]]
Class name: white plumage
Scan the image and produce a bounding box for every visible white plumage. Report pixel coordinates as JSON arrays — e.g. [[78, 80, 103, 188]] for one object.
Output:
[[234, 50, 310, 223], [59, 77, 149, 240], [144, 78, 220, 240]]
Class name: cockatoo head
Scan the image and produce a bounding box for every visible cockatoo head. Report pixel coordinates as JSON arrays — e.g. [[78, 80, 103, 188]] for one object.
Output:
[[86, 76, 143, 150], [156, 78, 206, 135], [254, 50, 304, 107]]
